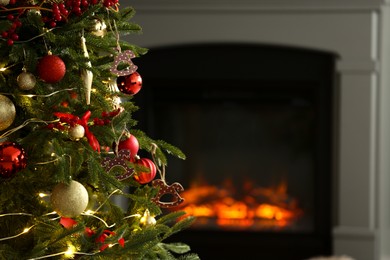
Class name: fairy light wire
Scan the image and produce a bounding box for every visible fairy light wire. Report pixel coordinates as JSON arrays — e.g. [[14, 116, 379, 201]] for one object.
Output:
[[0, 225, 36, 242], [0, 118, 59, 139]]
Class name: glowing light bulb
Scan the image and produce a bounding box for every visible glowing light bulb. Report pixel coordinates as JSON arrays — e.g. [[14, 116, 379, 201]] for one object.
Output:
[[39, 193, 48, 198], [84, 210, 95, 215], [64, 244, 76, 258]]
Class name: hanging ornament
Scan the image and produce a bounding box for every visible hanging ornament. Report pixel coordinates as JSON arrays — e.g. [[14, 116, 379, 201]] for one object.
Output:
[[51, 180, 89, 217], [81, 33, 93, 105], [0, 94, 16, 131], [69, 124, 85, 141], [37, 54, 66, 83], [17, 71, 37, 90], [117, 133, 139, 160], [0, 142, 27, 179], [110, 50, 138, 77], [91, 19, 107, 37], [117, 71, 142, 95], [151, 179, 185, 208], [134, 158, 156, 184], [101, 149, 134, 181], [140, 209, 156, 226], [0, 0, 10, 6]]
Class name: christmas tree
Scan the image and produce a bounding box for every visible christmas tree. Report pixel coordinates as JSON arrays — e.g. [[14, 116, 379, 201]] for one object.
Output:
[[0, 0, 197, 259]]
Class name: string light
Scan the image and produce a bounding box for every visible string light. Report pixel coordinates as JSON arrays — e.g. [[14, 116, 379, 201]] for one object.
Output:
[[20, 88, 76, 98], [94, 189, 121, 212], [123, 213, 141, 220], [0, 118, 59, 139], [0, 212, 33, 218], [27, 244, 98, 260], [63, 243, 76, 258], [0, 225, 35, 241], [81, 211, 116, 228]]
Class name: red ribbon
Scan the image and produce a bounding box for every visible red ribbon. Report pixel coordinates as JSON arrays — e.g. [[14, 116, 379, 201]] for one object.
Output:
[[54, 110, 100, 152]]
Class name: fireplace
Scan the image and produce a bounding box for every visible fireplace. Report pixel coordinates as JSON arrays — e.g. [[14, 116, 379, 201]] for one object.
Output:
[[134, 43, 334, 259], [128, 2, 390, 259]]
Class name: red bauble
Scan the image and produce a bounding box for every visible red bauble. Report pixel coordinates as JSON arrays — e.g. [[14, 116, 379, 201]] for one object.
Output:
[[117, 134, 139, 160], [134, 158, 156, 184], [0, 142, 27, 178], [37, 55, 66, 83], [117, 72, 142, 95]]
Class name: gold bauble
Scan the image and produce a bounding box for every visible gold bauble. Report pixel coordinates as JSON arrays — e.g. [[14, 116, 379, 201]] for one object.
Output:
[[51, 180, 89, 217], [92, 19, 107, 37], [17, 72, 37, 90], [0, 0, 9, 5], [0, 95, 16, 131]]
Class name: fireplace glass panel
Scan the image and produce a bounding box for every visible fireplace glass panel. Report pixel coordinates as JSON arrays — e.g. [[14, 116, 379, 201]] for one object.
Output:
[[134, 43, 335, 259], [148, 82, 316, 233]]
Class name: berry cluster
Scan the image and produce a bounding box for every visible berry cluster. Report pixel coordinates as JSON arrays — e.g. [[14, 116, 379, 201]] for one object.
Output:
[[1, 12, 23, 46], [94, 108, 121, 125], [103, 0, 119, 8], [1, 0, 121, 45], [42, 3, 69, 28]]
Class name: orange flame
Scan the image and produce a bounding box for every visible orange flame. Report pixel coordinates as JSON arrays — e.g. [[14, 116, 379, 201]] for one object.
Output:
[[176, 177, 302, 230]]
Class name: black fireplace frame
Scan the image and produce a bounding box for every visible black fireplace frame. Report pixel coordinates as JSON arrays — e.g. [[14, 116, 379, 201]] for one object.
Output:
[[134, 43, 336, 259]]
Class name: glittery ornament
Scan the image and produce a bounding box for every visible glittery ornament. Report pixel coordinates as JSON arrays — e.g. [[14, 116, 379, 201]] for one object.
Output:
[[17, 71, 37, 90], [69, 124, 85, 141], [37, 54, 66, 83], [0, 142, 27, 179], [134, 158, 156, 184], [117, 72, 142, 95], [51, 180, 89, 217], [0, 95, 16, 131], [0, 0, 10, 6]]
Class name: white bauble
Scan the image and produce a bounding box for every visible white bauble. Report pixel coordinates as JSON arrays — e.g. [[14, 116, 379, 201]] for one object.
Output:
[[69, 124, 85, 141], [0, 95, 16, 131], [51, 180, 89, 217]]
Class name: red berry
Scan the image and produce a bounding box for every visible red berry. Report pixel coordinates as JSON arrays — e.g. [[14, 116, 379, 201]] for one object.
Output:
[[1, 32, 8, 38], [11, 33, 18, 41], [7, 39, 13, 46], [14, 20, 22, 27], [7, 14, 14, 21], [9, 0, 16, 4]]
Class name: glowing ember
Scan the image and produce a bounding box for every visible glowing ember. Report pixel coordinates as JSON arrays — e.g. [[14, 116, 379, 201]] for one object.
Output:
[[176, 178, 303, 230]]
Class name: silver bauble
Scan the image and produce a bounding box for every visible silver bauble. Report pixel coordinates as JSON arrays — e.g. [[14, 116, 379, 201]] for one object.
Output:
[[0, 95, 16, 131], [51, 180, 89, 217], [69, 124, 85, 141], [17, 72, 37, 90]]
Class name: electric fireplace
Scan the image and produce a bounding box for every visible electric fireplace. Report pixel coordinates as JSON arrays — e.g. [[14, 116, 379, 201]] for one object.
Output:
[[134, 43, 335, 259]]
